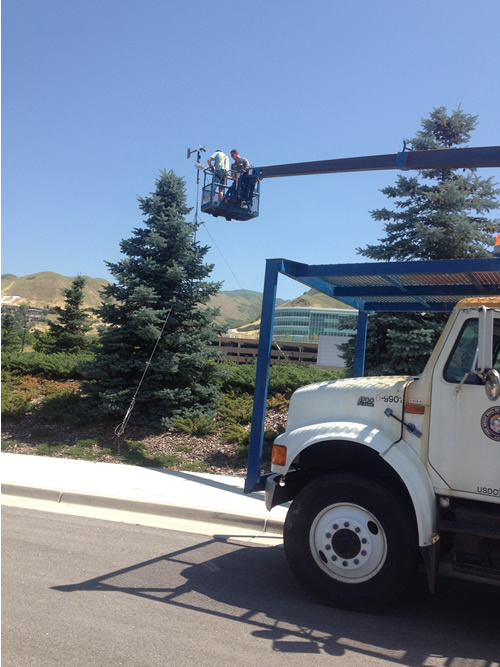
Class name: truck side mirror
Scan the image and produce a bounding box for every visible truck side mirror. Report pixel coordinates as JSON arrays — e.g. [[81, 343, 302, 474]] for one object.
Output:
[[485, 369, 500, 401], [477, 306, 494, 372]]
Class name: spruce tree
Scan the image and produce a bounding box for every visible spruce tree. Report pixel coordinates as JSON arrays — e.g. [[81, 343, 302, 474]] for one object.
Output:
[[341, 107, 500, 375], [84, 169, 224, 427], [1, 312, 20, 350], [34, 276, 92, 354]]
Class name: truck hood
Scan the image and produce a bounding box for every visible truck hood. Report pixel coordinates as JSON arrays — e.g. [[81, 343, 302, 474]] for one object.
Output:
[[285, 375, 413, 434]]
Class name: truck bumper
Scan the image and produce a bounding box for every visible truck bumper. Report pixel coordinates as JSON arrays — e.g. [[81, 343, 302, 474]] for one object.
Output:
[[265, 468, 320, 510], [420, 536, 441, 593], [265, 474, 283, 511]]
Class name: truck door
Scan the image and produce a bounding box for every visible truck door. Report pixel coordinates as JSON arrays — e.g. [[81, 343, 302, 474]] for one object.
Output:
[[428, 313, 500, 500]]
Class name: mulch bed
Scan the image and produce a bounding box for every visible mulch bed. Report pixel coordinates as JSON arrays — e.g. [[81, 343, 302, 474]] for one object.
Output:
[[1, 410, 287, 477]]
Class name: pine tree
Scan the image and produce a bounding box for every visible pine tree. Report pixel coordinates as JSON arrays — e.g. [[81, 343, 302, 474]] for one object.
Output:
[[34, 276, 92, 354], [84, 169, 224, 427], [341, 107, 500, 375], [1, 312, 20, 350]]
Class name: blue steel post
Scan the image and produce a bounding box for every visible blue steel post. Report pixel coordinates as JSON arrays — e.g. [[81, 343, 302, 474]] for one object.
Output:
[[353, 310, 368, 377], [245, 260, 280, 493]]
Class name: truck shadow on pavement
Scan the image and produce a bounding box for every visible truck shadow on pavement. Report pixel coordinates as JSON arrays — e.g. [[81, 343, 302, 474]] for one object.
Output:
[[53, 534, 499, 664]]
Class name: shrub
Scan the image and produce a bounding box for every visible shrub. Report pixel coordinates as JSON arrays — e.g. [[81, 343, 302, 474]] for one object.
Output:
[[38, 388, 84, 424], [221, 423, 250, 445], [1, 391, 29, 420], [2, 439, 22, 451], [217, 393, 253, 424], [264, 425, 286, 441], [220, 362, 256, 393], [5, 375, 45, 402], [75, 438, 99, 447], [35, 443, 65, 456], [171, 415, 217, 435], [266, 393, 290, 412], [267, 364, 343, 395], [1, 351, 94, 379], [221, 361, 343, 397]]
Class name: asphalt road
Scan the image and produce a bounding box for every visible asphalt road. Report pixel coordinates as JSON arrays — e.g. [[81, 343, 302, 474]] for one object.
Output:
[[2, 506, 500, 666]]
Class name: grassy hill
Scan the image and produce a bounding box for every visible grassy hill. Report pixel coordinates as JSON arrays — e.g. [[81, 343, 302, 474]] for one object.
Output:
[[210, 289, 286, 329], [2, 272, 350, 333], [1, 273, 286, 329], [281, 288, 354, 310], [1, 272, 109, 310]]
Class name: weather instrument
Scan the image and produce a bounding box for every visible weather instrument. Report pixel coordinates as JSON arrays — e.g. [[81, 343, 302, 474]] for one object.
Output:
[[187, 145, 207, 239]]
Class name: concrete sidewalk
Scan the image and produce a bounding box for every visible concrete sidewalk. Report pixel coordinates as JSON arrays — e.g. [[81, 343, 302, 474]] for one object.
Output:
[[1, 453, 287, 535]]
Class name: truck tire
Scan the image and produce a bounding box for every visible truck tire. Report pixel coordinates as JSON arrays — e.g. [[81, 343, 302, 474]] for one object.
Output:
[[283, 472, 418, 611]]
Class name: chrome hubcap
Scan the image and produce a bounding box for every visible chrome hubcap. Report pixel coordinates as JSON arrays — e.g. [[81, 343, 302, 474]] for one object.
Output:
[[310, 503, 387, 583]]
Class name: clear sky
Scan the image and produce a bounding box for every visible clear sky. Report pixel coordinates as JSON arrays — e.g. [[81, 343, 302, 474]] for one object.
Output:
[[2, 0, 500, 300]]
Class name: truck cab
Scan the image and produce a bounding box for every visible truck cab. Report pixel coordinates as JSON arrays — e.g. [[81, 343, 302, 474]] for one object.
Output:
[[267, 298, 500, 611]]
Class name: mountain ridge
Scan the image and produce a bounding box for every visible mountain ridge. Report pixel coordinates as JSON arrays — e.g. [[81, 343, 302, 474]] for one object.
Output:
[[1, 272, 352, 329]]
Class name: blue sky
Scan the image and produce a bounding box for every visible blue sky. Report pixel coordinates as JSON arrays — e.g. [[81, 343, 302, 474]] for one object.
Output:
[[2, 0, 500, 300]]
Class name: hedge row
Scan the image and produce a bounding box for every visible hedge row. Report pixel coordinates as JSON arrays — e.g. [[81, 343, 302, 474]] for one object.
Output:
[[1, 352, 343, 391], [220, 361, 343, 395], [1, 351, 95, 379]]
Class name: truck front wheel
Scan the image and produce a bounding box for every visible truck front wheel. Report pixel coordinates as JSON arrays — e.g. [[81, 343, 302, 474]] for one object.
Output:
[[283, 472, 418, 611]]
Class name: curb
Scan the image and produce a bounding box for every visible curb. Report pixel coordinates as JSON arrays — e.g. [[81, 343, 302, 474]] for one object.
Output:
[[1, 484, 284, 536]]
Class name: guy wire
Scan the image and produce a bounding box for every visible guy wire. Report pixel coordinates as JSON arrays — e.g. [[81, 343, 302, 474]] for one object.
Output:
[[200, 220, 244, 290], [114, 308, 171, 450]]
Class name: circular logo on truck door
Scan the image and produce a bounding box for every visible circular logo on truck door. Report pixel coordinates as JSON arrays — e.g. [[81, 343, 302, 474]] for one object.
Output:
[[480, 407, 500, 441]]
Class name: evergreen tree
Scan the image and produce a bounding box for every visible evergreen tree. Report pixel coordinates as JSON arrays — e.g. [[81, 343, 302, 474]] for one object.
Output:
[[34, 276, 92, 354], [341, 107, 500, 375], [1, 312, 20, 350], [84, 169, 224, 427], [14, 304, 35, 352]]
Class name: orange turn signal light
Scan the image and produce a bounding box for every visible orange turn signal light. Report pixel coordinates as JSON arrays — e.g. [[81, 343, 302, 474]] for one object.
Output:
[[271, 444, 287, 466], [405, 404, 425, 415]]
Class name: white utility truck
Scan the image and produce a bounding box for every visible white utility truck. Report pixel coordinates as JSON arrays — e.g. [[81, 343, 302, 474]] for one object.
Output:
[[233, 144, 500, 610], [266, 297, 500, 610]]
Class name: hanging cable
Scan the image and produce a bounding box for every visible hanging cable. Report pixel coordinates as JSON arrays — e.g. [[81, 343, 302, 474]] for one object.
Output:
[[199, 221, 245, 290], [114, 308, 171, 451]]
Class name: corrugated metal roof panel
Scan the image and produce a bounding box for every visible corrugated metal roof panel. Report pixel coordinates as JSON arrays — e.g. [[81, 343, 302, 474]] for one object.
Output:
[[278, 258, 500, 312]]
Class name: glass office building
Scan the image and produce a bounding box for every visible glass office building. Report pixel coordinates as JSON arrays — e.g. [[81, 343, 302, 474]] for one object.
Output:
[[272, 307, 357, 342]]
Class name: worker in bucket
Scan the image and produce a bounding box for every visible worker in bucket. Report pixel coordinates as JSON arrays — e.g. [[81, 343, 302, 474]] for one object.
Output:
[[207, 149, 230, 202]]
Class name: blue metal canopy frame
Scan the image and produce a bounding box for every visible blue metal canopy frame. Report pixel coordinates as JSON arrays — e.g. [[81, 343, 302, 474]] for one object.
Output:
[[244, 256, 500, 493]]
